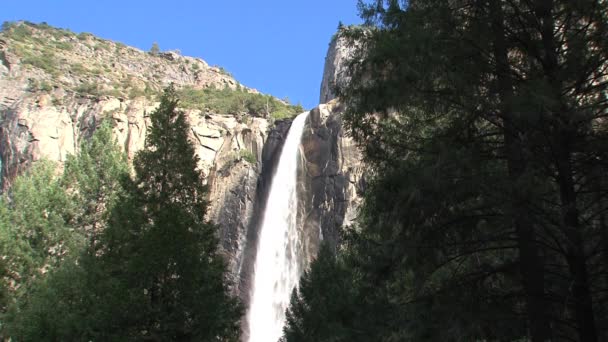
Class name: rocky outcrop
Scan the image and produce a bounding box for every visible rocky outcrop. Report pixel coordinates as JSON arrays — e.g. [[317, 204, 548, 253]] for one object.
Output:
[[299, 100, 364, 252], [0, 91, 267, 185], [232, 99, 365, 302], [205, 116, 270, 290], [0, 22, 266, 190], [319, 34, 358, 104]]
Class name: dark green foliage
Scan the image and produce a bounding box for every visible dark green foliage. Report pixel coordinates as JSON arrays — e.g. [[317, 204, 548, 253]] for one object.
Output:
[[284, 1, 608, 341], [21, 51, 58, 74], [88, 85, 242, 341], [77, 32, 92, 40], [281, 243, 379, 342], [1, 123, 129, 340], [27, 79, 53, 92], [5, 258, 93, 341], [3, 87, 242, 341], [0, 161, 81, 322], [63, 121, 129, 249], [1, 22, 31, 41], [74, 81, 100, 96], [238, 149, 257, 164]]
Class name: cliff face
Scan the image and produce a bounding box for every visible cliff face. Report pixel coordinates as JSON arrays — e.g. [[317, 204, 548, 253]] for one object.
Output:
[[0, 22, 278, 292], [233, 119, 293, 302], [233, 100, 366, 306], [299, 100, 364, 252], [319, 34, 357, 104], [0, 22, 364, 299], [304, 31, 364, 253], [0, 22, 263, 190]]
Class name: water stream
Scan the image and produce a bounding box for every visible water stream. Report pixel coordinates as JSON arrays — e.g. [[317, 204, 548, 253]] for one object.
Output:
[[246, 111, 310, 342]]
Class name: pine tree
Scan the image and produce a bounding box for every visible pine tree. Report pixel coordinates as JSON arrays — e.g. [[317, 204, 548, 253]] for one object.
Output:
[[63, 120, 129, 251], [94, 85, 242, 341], [281, 244, 367, 342], [2, 123, 128, 340], [329, 0, 608, 340], [0, 161, 82, 338], [149, 41, 160, 55]]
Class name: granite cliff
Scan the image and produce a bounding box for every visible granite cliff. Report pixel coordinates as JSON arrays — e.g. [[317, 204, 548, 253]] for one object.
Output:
[[0, 21, 363, 299]]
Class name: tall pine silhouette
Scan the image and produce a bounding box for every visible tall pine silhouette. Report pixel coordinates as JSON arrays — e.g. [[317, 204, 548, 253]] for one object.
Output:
[[96, 85, 242, 341]]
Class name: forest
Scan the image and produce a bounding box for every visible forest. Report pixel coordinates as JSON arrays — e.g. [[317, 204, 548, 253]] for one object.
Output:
[[283, 1, 608, 341], [0, 88, 242, 341], [0, 0, 607, 341]]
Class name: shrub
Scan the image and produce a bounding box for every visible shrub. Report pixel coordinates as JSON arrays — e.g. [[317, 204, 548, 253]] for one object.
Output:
[[114, 42, 126, 53], [127, 83, 158, 100], [239, 149, 257, 164], [77, 32, 92, 41], [74, 82, 100, 96], [149, 42, 160, 55], [218, 67, 233, 77], [38, 81, 53, 92], [53, 41, 73, 51], [22, 51, 58, 74], [177, 86, 301, 118], [1, 21, 15, 32], [4, 24, 31, 42], [70, 63, 87, 75]]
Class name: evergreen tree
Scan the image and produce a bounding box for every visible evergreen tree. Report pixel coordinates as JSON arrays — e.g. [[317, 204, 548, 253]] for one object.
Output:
[[0, 161, 80, 299], [2, 90, 242, 341], [63, 120, 129, 251], [0, 161, 81, 337], [149, 41, 160, 55], [306, 0, 608, 341], [92, 85, 242, 341], [2, 122, 129, 340], [281, 244, 369, 342]]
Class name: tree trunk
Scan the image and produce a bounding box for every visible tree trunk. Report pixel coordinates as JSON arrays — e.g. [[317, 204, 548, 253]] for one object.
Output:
[[555, 143, 598, 342], [534, 0, 598, 340], [488, 2, 551, 340]]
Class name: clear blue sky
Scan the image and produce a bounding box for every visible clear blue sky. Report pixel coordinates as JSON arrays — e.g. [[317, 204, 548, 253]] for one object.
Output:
[[1, 1, 362, 109]]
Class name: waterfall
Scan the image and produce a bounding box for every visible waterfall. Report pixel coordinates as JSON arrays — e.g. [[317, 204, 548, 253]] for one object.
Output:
[[247, 111, 310, 342]]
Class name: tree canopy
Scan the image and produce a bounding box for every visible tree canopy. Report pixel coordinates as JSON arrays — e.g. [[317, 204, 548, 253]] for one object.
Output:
[[284, 1, 608, 341], [1, 86, 242, 341]]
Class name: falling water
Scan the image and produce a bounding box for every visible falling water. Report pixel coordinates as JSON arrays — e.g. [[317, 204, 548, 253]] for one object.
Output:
[[247, 111, 310, 342]]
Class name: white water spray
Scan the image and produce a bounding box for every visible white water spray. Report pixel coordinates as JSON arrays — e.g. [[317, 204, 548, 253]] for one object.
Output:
[[247, 112, 310, 342]]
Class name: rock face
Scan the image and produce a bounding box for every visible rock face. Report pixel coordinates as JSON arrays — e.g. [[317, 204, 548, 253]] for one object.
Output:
[[0, 22, 275, 297], [319, 34, 358, 104], [0, 21, 263, 191], [0, 22, 365, 302], [0, 84, 272, 290], [233, 99, 365, 306], [299, 100, 364, 253]]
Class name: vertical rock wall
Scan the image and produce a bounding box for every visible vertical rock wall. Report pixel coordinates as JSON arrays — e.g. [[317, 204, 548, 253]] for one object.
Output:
[[298, 100, 364, 255], [319, 34, 358, 104]]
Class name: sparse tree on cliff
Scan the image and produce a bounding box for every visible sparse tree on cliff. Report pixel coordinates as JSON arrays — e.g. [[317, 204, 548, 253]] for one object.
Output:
[[149, 41, 160, 55]]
